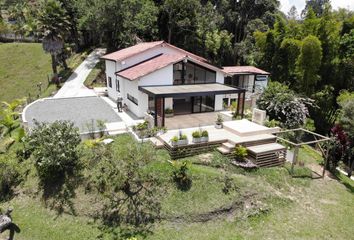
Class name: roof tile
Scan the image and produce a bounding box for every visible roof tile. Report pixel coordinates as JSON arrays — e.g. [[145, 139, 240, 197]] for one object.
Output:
[[223, 66, 270, 75], [116, 54, 185, 80]]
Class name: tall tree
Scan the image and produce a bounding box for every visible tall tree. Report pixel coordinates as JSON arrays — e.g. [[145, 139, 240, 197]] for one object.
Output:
[[37, 0, 70, 79], [301, 0, 330, 18], [160, 0, 201, 51], [78, 0, 158, 52], [287, 5, 298, 20], [296, 35, 322, 95]]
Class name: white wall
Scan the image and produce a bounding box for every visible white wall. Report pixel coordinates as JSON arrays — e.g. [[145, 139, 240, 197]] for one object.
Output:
[[136, 65, 174, 117]]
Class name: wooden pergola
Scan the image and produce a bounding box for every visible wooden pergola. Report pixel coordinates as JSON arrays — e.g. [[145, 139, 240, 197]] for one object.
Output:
[[275, 128, 332, 178]]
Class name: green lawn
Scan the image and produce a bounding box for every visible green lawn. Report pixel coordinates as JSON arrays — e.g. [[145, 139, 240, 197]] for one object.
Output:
[[1, 135, 353, 240], [84, 61, 105, 88], [0, 43, 89, 102]]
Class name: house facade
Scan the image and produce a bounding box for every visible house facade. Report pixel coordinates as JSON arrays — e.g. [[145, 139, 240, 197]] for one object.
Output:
[[101, 41, 268, 126]]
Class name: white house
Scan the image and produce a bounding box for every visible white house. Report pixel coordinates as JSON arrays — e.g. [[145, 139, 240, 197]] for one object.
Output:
[[101, 41, 268, 127]]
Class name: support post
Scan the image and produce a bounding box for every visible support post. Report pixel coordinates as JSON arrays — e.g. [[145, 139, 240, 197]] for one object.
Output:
[[154, 96, 158, 127], [291, 146, 299, 175], [162, 97, 165, 127], [322, 144, 329, 178], [241, 91, 245, 119], [236, 92, 241, 118]]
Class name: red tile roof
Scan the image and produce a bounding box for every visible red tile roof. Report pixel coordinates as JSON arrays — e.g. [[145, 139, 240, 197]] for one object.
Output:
[[101, 41, 164, 61], [101, 41, 208, 63], [223, 66, 270, 75], [116, 54, 186, 80]]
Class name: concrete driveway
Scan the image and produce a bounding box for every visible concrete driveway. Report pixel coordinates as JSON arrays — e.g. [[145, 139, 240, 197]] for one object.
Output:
[[54, 48, 106, 98], [23, 96, 122, 133]]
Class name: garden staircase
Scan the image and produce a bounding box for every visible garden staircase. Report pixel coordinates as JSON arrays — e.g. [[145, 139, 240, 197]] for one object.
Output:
[[217, 141, 235, 155], [217, 136, 286, 168]]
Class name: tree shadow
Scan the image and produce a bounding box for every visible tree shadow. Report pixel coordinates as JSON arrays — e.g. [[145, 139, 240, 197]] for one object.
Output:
[[41, 174, 79, 216]]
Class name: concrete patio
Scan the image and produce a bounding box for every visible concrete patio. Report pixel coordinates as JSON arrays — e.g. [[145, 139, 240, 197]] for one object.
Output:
[[165, 111, 232, 129], [159, 119, 279, 148]]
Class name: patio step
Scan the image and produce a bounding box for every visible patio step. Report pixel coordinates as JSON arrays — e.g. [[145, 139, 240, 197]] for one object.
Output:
[[222, 142, 235, 150], [150, 137, 165, 149], [217, 146, 231, 155], [108, 130, 127, 136]]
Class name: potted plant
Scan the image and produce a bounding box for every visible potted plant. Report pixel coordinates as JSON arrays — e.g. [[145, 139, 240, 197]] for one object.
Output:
[[200, 130, 209, 142], [165, 108, 174, 118], [233, 145, 248, 162], [171, 136, 179, 146], [178, 134, 188, 145], [170, 133, 188, 146], [192, 130, 201, 143], [215, 114, 224, 129]]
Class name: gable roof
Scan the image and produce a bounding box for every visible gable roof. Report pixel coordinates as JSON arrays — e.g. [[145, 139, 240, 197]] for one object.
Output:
[[223, 66, 270, 75], [116, 54, 185, 81], [101, 41, 207, 63], [101, 41, 164, 62]]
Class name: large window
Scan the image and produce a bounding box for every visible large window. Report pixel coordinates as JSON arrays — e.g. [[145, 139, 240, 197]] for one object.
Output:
[[127, 93, 138, 105], [115, 79, 120, 92], [224, 75, 253, 92], [173, 61, 216, 85], [108, 77, 112, 88]]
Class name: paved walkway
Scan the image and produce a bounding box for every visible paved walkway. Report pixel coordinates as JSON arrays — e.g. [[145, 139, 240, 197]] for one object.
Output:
[[54, 48, 106, 98], [101, 96, 144, 127]]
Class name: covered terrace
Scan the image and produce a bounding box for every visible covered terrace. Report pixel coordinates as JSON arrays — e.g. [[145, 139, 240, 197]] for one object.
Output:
[[139, 83, 246, 127]]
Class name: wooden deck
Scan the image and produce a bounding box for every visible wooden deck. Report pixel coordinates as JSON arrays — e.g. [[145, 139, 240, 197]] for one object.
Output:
[[247, 143, 286, 167]]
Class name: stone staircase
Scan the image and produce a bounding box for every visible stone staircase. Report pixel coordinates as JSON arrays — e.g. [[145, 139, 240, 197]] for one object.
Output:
[[217, 141, 235, 155]]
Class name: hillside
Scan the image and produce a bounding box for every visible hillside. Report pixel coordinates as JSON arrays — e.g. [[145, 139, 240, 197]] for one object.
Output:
[[1, 135, 353, 240], [0, 43, 88, 102], [0, 43, 53, 102]]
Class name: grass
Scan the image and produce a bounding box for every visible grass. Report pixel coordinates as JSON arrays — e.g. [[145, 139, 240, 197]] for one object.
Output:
[[1, 134, 353, 240], [0, 42, 89, 102], [84, 61, 105, 88]]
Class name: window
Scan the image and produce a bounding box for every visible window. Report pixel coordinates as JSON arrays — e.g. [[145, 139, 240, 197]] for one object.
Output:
[[173, 61, 216, 85], [127, 93, 138, 105], [108, 77, 112, 88], [115, 79, 120, 92]]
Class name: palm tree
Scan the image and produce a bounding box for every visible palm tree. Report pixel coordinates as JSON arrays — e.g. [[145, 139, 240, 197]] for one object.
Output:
[[37, 0, 70, 81]]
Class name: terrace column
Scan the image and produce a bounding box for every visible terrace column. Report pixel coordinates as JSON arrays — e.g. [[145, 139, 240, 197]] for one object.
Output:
[[154, 97, 165, 127]]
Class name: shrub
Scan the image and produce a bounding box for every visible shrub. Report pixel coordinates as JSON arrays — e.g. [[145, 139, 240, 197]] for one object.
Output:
[[171, 161, 192, 191], [264, 119, 280, 128], [192, 131, 201, 138], [180, 134, 187, 140], [222, 175, 238, 194], [171, 136, 179, 142], [136, 121, 149, 131], [257, 81, 313, 129], [216, 114, 224, 124], [165, 108, 173, 114], [233, 145, 248, 162], [96, 119, 106, 137], [201, 130, 209, 137], [0, 156, 20, 201], [27, 121, 81, 184], [91, 139, 161, 231]]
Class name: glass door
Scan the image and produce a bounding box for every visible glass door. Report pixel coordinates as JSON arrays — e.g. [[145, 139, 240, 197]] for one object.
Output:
[[192, 95, 215, 113], [192, 96, 201, 113]]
